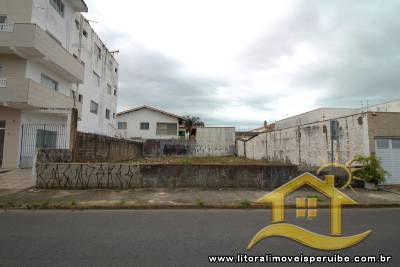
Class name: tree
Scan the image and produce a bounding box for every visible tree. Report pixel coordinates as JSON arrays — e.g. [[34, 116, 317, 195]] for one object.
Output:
[[182, 116, 204, 138]]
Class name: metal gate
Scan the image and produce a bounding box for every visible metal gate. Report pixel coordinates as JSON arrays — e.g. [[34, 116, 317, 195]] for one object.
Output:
[[20, 124, 68, 169], [375, 138, 400, 185]]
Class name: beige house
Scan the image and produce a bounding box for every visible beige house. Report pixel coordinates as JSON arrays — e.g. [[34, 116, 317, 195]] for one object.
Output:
[[0, 0, 118, 168]]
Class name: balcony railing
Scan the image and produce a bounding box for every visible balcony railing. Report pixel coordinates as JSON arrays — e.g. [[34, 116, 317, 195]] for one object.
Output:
[[0, 23, 14, 32], [0, 78, 6, 88]]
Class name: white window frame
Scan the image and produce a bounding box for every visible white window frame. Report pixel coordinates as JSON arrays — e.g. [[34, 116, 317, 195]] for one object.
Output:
[[140, 122, 150, 130]]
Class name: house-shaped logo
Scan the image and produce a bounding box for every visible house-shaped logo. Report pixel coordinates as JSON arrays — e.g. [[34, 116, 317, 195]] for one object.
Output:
[[247, 172, 372, 250]]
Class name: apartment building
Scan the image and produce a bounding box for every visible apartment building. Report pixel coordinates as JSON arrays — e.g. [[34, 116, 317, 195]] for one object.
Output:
[[0, 0, 119, 168]]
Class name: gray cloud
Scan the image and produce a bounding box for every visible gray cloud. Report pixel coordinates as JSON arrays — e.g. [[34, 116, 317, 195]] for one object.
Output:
[[239, 0, 400, 109], [92, 0, 400, 130]]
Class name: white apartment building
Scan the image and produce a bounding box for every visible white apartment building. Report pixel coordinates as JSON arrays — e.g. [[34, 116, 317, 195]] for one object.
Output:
[[0, 0, 119, 168], [116, 106, 185, 140]]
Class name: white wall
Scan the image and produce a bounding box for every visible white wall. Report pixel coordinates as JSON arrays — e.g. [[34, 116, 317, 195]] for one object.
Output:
[[241, 113, 369, 168], [275, 108, 359, 130], [76, 18, 119, 137], [25, 60, 72, 97], [117, 108, 179, 140], [194, 127, 236, 156]]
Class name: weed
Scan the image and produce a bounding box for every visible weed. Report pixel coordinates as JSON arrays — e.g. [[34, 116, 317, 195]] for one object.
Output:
[[240, 199, 252, 208], [196, 199, 205, 206]]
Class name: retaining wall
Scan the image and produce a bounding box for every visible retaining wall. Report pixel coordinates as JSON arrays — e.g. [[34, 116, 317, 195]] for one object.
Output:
[[36, 163, 298, 189]]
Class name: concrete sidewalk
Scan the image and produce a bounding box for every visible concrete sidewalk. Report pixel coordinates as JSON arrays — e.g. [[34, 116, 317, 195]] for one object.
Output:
[[1, 187, 400, 209]]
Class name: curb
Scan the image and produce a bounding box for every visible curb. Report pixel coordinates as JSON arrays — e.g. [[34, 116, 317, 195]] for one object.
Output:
[[1, 203, 400, 210]]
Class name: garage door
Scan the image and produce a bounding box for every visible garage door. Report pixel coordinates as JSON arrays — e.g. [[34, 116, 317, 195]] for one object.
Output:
[[375, 138, 400, 184]]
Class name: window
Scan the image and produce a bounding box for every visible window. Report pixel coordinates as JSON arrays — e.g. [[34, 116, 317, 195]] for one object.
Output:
[[49, 0, 65, 17], [90, 100, 98, 114], [376, 139, 390, 149], [115, 67, 118, 73], [114, 89, 117, 96], [0, 121, 5, 129], [107, 84, 112, 95], [0, 15, 7, 23], [118, 122, 127, 129], [156, 123, 177, 136], [392, 139, 400, 149], [78, 94, 83, 103], [140, 122, 150, 130], [93, 71, 100, 87], [113, 113, 116, 119], [95, 44, 101, 61], [105, 109, 110, 120], [75, 19, 80, 30], [83, 29, 88, 38], [0, 64, 3, 77], [36, 129, 57, 148], [41, 74, 58, 91]]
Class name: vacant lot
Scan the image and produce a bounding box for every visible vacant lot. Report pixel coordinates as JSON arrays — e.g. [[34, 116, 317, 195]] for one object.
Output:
[[127, 156, 284, 165]]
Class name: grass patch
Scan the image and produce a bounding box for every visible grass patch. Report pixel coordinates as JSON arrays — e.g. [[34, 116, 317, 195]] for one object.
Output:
[[196, 199, 205, 207], [240, 199, 252, 208]]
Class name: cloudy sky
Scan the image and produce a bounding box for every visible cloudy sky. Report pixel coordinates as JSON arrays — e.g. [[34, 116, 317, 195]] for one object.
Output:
[[85, 0, 400, 130]]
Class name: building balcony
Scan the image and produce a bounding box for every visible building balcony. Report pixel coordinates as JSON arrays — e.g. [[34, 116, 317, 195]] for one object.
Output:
[[0, 78, 74, 109], [0, 23, 84, 83]]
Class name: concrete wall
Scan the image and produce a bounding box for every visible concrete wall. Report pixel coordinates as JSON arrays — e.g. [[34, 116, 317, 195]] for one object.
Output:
[[74, 132, 142, 163], [0, 106, 21, 168], [195, 127, 236, 156], [240, 113, 369, 169], [237, 140, 245, 157], [117, 108, 180, 140], [143, 139, 194, 157], [244, 134, 267, 160], [36, 163, 298, 189], [0, 0, 33, 23], [275, 108, 359, 130]]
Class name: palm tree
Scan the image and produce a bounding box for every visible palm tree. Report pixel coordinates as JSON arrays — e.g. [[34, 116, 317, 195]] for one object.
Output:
[[183, 116, 204, 139]]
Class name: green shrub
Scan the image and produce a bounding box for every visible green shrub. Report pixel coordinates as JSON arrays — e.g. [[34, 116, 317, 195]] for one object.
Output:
[[352, 155, 387, 185]]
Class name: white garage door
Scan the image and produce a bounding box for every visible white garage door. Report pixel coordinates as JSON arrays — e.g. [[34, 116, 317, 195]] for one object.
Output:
[[375, 138, 400, 184]]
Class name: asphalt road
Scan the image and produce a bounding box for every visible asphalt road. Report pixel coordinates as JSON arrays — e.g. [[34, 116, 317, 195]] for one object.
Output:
[[0, 209, 398, 267]]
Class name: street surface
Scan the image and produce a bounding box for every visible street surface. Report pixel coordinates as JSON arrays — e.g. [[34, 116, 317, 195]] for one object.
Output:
[[0, 209, 398, 266]]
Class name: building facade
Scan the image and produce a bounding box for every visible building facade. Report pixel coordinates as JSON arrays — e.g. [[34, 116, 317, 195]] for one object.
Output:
[[0, 0, 118, 168], [116, 106, 184, 140]]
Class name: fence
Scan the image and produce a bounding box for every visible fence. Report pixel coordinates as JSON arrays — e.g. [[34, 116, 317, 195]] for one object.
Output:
[[20, 124, 68, 168]]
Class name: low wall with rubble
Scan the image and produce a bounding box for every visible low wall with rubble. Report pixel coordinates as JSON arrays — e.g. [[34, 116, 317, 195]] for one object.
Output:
[[35, 163, 298, 189]]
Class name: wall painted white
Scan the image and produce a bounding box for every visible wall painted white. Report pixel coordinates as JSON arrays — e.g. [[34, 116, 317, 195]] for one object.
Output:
[[25, 60, 72, 97], [117, 108, 180, 140], [29, 0, 119, 136], [275, 108, 359, 130], [195, 127, 236, 156]]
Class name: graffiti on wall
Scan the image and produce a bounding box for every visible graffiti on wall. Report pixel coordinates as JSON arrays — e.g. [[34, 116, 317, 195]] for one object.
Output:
[[36, 163, 142, 189]]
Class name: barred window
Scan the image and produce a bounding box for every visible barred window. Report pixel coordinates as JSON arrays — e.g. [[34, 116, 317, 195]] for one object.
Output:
[[156, 123, 177, 136], [118, 122, 127, 129]]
